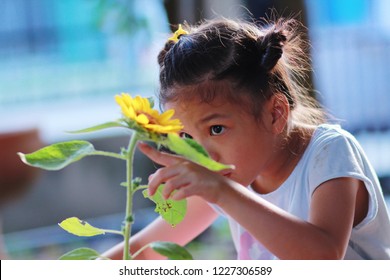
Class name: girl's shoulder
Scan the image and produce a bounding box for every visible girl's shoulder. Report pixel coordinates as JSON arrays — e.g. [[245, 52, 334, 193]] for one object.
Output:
[[314, 123, 354, 138], [300, 123, 365, 171], [308, 123, 359, 150]]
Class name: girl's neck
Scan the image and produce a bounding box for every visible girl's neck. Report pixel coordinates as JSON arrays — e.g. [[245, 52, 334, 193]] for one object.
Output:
[[252, 126, 314, 194]]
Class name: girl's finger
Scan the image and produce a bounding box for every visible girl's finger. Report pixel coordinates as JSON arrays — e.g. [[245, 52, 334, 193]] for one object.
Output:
[[138, 142, 182, 167], [148, 167, 179, 196], [170, 188, 189, 201], [162, 174, 191, 199], [148, 165, 186, 195]]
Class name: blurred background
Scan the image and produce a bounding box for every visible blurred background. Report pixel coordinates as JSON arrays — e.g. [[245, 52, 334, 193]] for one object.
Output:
[[0, 0, 389, 260]]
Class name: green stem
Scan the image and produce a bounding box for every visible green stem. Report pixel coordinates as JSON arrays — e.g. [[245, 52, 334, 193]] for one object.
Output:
[[131, 243, 152, 260], [101, 229, 124, 236], [123, 132, 139, 260], [91, 151, 126, 160], [133, 184, 149, 193]]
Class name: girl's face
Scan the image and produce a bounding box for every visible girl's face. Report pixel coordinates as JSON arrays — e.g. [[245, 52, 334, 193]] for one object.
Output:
[[165, 94, 281, 187]]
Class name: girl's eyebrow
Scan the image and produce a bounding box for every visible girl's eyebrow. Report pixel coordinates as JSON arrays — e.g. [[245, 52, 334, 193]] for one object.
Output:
[[198, 113, 230, 124]]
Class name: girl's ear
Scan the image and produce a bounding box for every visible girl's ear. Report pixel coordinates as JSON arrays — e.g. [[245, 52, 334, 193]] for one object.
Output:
[[266, 93, 290, 134]]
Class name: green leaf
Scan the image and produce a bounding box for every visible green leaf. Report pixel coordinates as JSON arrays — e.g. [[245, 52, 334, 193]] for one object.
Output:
[[150, 241, 193, 260], [183, 138, 209, 157], [165, 133, 234, 171], [147, 96, 155, 108], [143, 185, 187, 227], [59, 247, 103, 260], [59, 217, 105, 237], [67, 121, 128, 134], [18, 140, 95, 171]]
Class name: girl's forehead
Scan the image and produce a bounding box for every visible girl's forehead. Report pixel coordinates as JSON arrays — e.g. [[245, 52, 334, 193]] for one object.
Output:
[[164, 98, 219, 114], [165, 96, 255, 125], [165, 94, 233, 112], [164, 80, 248, 108]]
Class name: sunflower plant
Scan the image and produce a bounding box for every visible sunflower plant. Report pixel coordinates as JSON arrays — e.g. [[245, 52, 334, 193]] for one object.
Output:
[[18, 93, 232, 260]]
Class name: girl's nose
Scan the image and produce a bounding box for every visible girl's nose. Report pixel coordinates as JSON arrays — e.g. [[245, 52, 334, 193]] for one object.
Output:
[[203, 144, 219, 162]]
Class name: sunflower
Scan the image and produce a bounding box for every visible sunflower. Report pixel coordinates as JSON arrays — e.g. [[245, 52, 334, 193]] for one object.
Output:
[[115, 93, 183, 134]]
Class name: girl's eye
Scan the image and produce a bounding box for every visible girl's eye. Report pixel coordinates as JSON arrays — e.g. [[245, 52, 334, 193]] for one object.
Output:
[[179, 132, 193, 139], [210, 125, 225, 136]]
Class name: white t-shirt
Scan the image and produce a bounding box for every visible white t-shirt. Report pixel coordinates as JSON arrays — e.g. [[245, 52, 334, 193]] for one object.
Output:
[[220, 124, 390, 259]]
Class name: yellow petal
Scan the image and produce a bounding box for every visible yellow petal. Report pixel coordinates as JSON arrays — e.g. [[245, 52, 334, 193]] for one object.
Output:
[[133, 96, 145, 112], [136, 114, 149, 125], [159, 109, 175, 122], [145, 123, 183, 134], [141, 97, 151, 111], [148, 109, 161, 120], [122, 93, 133, 107], [144, 124, 165, 133], [115, 94, 136, 119], [125, 107, 137, 119]]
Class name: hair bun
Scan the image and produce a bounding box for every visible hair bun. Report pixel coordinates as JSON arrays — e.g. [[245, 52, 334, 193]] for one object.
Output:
[[257, 29, 287, 71]]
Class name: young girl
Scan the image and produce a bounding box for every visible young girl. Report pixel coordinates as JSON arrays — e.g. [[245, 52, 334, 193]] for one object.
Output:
[[104, 17, 390, 260]]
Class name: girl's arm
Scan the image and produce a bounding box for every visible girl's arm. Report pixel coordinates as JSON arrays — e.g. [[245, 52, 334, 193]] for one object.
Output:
[[102, 196, 218, 259], [216, 176, 364, 259]]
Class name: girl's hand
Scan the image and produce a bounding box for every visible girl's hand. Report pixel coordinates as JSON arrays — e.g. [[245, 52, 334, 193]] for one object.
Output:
[[138, 142, 234, 204]]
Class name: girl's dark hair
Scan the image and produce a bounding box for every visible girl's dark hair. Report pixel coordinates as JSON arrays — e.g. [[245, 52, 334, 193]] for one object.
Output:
[[157, 17, 325, 127]]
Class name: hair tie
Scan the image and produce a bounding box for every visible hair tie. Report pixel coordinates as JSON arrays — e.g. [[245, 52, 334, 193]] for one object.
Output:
[[168, 24, 188, 43]]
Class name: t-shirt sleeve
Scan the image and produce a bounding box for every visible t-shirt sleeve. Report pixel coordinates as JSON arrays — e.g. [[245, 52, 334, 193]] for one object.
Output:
[[307, 131, 378, 227], [308, 133, 365, 189]]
